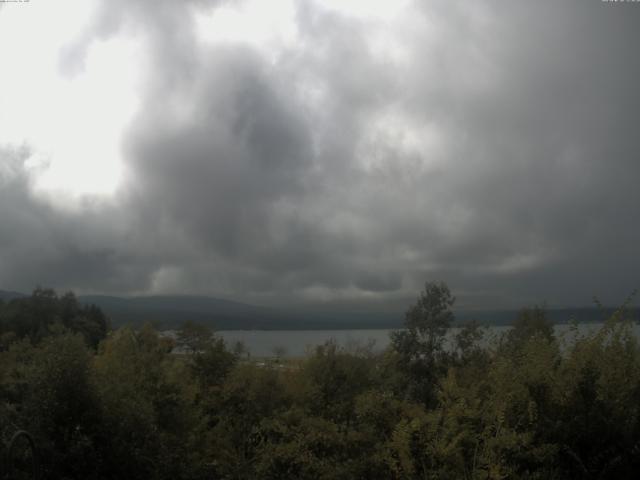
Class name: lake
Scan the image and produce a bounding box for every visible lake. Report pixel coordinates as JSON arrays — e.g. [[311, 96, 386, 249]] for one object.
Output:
[[217, 323, 638, 357]]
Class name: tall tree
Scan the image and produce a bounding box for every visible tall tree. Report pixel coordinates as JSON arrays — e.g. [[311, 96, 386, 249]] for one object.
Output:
[[389, 281, 455, 406]]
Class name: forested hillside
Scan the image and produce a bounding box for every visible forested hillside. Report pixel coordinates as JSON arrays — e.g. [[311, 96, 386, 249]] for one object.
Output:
[[1, 284, 640, 479]]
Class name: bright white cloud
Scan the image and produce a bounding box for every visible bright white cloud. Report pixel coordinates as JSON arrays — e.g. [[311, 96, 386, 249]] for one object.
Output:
[[195, 0, 298, 59], [0, 0, 411, 203], [357, 107, 447, 173], [0, 0, 142, 202], [314, 0, 411, 21]]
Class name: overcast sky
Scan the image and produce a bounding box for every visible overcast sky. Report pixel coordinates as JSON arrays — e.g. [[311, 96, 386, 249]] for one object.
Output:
[[1, 0, 639, 310]]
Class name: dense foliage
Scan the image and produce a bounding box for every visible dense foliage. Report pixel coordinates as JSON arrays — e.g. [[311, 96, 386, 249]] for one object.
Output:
[[1, 284, 640, 479]]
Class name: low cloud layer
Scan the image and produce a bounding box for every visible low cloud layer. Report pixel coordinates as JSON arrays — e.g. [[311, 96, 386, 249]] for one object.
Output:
[[1, 0, 639, 309]]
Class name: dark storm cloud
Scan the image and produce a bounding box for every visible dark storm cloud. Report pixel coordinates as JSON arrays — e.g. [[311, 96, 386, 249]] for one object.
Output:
[[419, 1, 640, 305], [126, 48, 313, 254], [2, 0, 640, 308], [0, 147, 152, 292]]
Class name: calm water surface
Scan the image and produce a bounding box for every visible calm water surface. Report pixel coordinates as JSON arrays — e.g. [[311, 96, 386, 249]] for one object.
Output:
[[217, 323, 639, 357]]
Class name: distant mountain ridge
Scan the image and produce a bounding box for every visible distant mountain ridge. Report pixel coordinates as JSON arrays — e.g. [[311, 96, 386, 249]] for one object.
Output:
[[78, 294, 403, 330], [79, 294, 280, 329], [0, 290, 27, 301], [2, 290, 638, 330]]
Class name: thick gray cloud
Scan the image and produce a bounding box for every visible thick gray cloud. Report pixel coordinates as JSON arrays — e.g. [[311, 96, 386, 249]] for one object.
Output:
[[1, 0, 640, 309]]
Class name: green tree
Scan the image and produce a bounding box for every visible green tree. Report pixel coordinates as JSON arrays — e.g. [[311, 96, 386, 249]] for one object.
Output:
[[176, 320, 213, 354], [189, 335, 238, 389], [389, 281, 455, 405], [453, 320, 487, 366], [507, 305, 554, 347], [21, 333, 102, 479], [93, 325, 197, 479], [0, 288, 108, 347], [202, 364, 289, 479], [405, 281, 455, 351], [299, 340, 373, 424]]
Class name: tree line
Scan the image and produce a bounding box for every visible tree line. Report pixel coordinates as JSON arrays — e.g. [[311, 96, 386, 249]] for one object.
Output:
[[1, 283, 640, 479]]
